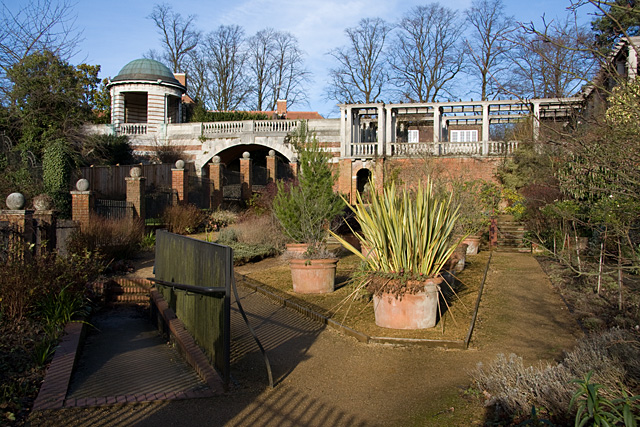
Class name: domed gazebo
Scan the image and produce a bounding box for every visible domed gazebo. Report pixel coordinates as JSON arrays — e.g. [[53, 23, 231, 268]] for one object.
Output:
[[107, 58, 187, 133]]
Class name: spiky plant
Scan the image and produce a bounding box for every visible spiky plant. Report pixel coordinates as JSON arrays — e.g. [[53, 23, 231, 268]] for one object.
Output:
[[330, 179, 462, 280]]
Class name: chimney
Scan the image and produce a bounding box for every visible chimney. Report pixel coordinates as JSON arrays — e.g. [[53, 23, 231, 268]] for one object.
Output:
[[174, 73, 187, 89], [276, 99, 287, 118]]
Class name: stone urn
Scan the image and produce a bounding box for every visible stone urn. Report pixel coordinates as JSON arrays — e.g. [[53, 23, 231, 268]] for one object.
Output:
[[289, 258, 338, 294], [33, 194, 53, 211], [372, 277, 442, 329]]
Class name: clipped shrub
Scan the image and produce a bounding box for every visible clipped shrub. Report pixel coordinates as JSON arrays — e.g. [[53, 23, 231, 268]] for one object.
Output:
[[217, 228, 239, 244], [235, 214, 288, 249], [162, 204, 206, 234], [67, 217, 144, 260], [473, 328, 640, 424], [207, 209, 238, 230]]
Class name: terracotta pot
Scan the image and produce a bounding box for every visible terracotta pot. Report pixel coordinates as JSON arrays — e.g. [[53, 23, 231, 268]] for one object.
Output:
[[463, 236, 481, 255], [289, 258, 338, 294], [373, 277, 442, 329], [285, 243, 309, 255], [360, 242, 376, 260], [443, 243, 467, 273]]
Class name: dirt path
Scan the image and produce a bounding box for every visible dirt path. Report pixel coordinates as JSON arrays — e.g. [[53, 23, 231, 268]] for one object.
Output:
[[29, 252, 582, 426]]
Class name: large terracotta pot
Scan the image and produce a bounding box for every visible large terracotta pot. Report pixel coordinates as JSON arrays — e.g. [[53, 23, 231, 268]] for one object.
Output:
[[463, 235, 481, 255], [289, 258, 338, 294], [373, 277, 442, 329]]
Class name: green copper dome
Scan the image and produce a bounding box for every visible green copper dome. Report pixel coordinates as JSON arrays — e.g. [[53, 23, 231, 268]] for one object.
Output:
[[112, 58, 182, 86]]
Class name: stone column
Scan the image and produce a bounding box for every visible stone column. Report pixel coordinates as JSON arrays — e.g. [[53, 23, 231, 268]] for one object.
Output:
[[385, 105, 394, 153], [171, 159, 188, 205], [209, 156, 224, 209], [239, 151, 252, 201], [482, 102, 490, 155], [345, 106, 353, 149], [377, 104, 386, 157], [125, 166, 146, 221], [532, 101, 541, 141], [71, 179, 92, 230], [433, 106, 440, 143], [266, 150, 277, 184]]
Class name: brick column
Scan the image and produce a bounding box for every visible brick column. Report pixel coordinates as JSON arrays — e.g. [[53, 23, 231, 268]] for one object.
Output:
[[240, 151, 252, 201], [266, 150, 277, 184], [373, 157, 385, 194], [338, 158, 353, 203], [209, 156, 224, 209], [171, 160, 188, 205], [71, 179, 92, 230], [125, 166, 146, 221], [2, 192, 35, 251], [289, 159, 299, 182]]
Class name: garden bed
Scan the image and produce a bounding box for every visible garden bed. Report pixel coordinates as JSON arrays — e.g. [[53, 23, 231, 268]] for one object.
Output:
[[236, 249, 490, 343]]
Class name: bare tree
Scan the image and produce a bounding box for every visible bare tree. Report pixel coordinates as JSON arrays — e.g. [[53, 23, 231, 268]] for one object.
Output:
[[245, 28, 309, 111], [269, 31, 310, 109], [389, 4, 464, 102], [203, 25, 248, 111], [504, 18, 594, 98], [148, 3, 200, 73], [185, 46, 210, 106], [246, 28, 276, 111], [0, 0, 81, 96], [464, 0, 516, 100], [326, 18, 391, 104]]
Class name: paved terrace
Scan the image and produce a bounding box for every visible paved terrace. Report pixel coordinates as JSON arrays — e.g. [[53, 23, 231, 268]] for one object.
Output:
[[30, 252, 582, 426]]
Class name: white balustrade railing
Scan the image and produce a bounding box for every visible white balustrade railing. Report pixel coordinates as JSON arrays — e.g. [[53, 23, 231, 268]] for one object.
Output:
[[253, 120, 298, 133], [202, 120, 299, 136], [117, 124, 147, 135], [202, 121, 244, 135], [488, 140, 518, 155], [390, 142, 434, 156], [384, 140, 519, 158], [350, 143, 378, 157]]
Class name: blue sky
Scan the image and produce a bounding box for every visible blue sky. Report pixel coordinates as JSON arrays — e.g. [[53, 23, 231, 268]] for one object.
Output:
[[65, 0, 597, 117]]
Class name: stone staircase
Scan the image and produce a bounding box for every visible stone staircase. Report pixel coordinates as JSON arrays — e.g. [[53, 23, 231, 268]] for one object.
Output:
[[494, 215, 529, 253]]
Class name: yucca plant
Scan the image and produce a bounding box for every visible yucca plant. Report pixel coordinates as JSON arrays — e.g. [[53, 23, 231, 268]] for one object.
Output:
[[330, 179, 462, 294]]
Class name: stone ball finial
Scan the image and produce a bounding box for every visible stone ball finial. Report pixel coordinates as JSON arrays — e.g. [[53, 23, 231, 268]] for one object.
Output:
[[268, 149, 275, 157], [212, 155, 221, 164], [242, 151, 250, 159], [175, 159, 185, 170], [76, 179, 90, 192], [6, 192, 25, 210], [33, 194, 53, 211], [130, 166, 142, 178]]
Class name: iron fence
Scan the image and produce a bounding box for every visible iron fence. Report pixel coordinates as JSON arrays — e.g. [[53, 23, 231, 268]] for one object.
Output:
[[95, 199, 134, 220], [145, 189, 174, 220]]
